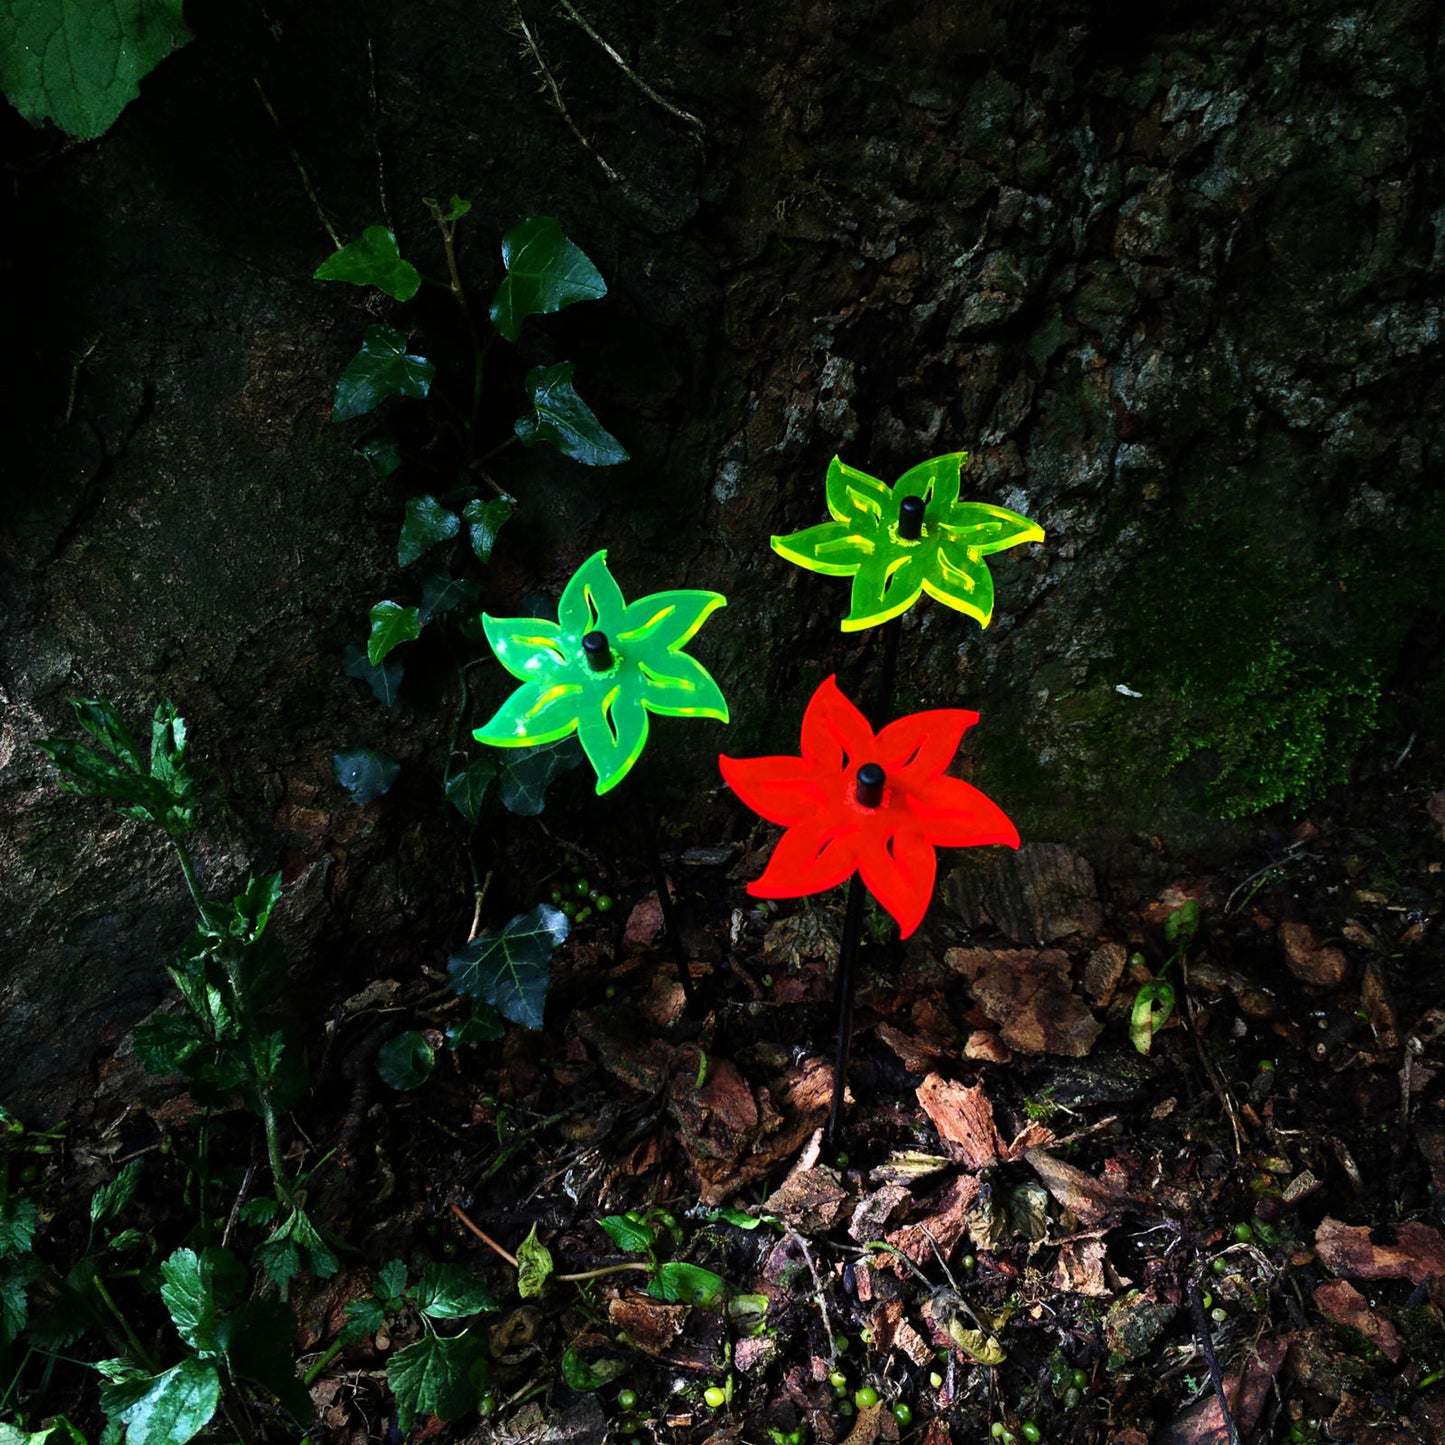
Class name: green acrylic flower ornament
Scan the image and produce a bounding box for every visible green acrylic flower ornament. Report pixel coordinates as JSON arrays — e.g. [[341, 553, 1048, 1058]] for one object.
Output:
[[771, 452, 1044, 631], [473, 551, 729, 795]]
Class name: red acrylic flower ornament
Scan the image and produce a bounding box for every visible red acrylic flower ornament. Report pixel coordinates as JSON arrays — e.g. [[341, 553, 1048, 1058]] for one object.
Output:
[[719, 676, 1020, 939]]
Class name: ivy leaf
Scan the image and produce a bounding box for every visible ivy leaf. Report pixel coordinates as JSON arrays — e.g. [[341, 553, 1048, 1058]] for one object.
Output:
[[0, 0, 191, 141], [412, 1262, 498, 1319], [445, 757, 497, 824], [333, 325, 434, 422], [387, 1331, 487, 1432], [368, 600, 421, 666], [489, 216, 606, 342], [446, 1002, 505, 1048], [333, 749, 400, 806], [647, 1262, 727, 1307], [314, 227, 421, 302], [355, 433, 401, 476], [417, 567, 481, 625], [427, 193, 471, 223], [90, 1160, 143, 1225], [343, 643, 403, 708], [514, 1224, 553, 1300], [398, 495, 460, 567], [494, 737, 584, 816], [446, 904, 568, 1031], [376, 1031, 435, 1091], [99, 1357, 220, 1445], [515, 363, 628, 467], [461, 497, 512, 562]]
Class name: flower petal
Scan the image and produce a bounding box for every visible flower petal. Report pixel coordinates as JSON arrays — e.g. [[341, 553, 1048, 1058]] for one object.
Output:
[[557, 550, 627, 638], [481, 615, 568, 684], [748, 818, 861, 900], [894, 451, 966, 511], [617, 588, 726, 654], [770, 520, 874, 577], [576, 683, 650, 794], [842, 547, 926, 632], [824, 455, 892, 527], [636, 652, 729, 722], [875, 708, 978, 781], [923, 539, 994, 626], [474, 680, 585, 748], [799, 676, 877, 774], [856, 825, 937, 938], [905, 775, 1020, 849], [718, 754, 828, 826]]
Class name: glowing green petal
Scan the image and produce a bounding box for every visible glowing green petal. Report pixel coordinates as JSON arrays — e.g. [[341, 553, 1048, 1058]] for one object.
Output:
[[474, 679, 588, 748], [481, 616, 568, 683], [638, 651, 730, 720], [617, 589, 726, 653], [576, 685, 650, 794], [558, 550, 627, 638], [770, 453, 1043, 632]]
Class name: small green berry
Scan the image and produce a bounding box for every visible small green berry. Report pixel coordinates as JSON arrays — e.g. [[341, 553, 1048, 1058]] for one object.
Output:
[[761, 972, 774, 986], [620, 1420, 639, 1436], [1200, 1291, 1212, 1309], [576, 906, 593, 923], [574, 878, 591, 897], [1211, 1256, 1228, 1274], [1022, 1424, 1042, 1444], [835, 1336, 849, 1353], [828, 1371, 847, 1389], [854, 1386, 879, 1409], [961, 1254, 977, 1270], [1233, 1222, 1254, 1243], [595, 894, 613, 912], [929, 1372, 943, 1389], [992, 1424, 1007, 1439], [1071, 1368, 1088, 1390], [550, 888, 564, 904], [835, 1152, 849, 1167], [477, 1393, 497, 1417], [618, 1389, 637, 1411], [837, 1401, 854, 1418], [704, 1386, 727, 1409], [1211, 1306, 1227, 1323], [892, 1402, 913, 1425]]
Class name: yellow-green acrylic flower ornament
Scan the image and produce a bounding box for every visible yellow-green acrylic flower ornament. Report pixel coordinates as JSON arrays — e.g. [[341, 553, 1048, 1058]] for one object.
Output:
[[771, 452, 1044, 631], [473, 550, 729, 794]]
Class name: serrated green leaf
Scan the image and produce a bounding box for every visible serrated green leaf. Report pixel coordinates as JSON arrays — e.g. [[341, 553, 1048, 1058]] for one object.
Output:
[[314, 227, 421, 302], [398, 495, 460, 567], [0, 0, 191, 140], [218, 1299, 310, 1420], [494, 738, 584, 816], [0, 1255, 38, 1348], [0, 1196, 39, 1256], [341, 1293, 387, 1343], [515, 1224, 553, 1300], [333, 749, 400, 806], [1164, 899, 1200, 946], [256, 1206, 339, 1291], [100, 1356, 220, 1445], [413, 1262, 498, 1319], [647, 1261, 727, 1307], [70, 697, 144, 770], [515, 363, 628, 467], [489, 216, 606, 341], [367, 600, 421, 666], [387, 1330, 486, 1431], [461, 497, 512, 562], [90, 1158, 143, 1225], [373, 1258, 409, 1305], [598, 1215, 654, 1253], [343, 642, 403, 708], [333, 325, 434, 422], [0, 1415, 87, 1445], [445, 757, 497, 825], [560, 1346, 626, 1391], [417, 567, 482, 625], [446, 904, 567, 1031], [376, 1031, 435, 1091], [160, 1246, 243, 1350]]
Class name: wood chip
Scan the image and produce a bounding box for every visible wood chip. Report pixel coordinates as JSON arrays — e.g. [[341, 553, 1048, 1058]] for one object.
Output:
[[1315, 1216, 1445, 1284], [915, 1074, 1004, 1169], [1279, 919, 1348, 987], [1313, 1278, 1403, 1361], [946, 948, 1103, 1056], [1026, 1148, 1128, 1230]]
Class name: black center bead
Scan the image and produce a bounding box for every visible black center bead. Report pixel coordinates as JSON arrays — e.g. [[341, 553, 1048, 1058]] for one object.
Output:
[[898, 494, 926, 540], [856, 762, 886, 808], [582, 631, 613, 670]]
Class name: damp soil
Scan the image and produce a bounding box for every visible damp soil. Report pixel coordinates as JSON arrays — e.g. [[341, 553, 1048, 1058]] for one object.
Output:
[[12, 753, 1445, 1445]]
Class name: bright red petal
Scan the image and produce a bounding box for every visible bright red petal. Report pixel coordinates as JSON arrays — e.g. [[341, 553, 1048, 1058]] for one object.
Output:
[[719, 753, 828, 826], [857, 825, 937, 939], [747, 818, 862, 899], [906, 774, 1020, 849], [799, 675, 877, 773], [875, 709, 978, 781]]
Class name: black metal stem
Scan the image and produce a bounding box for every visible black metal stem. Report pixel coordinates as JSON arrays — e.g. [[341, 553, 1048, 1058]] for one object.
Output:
[[827, 874, 868, 1144], [872, 614, 901, 728], [632, 786, 697, 1008]]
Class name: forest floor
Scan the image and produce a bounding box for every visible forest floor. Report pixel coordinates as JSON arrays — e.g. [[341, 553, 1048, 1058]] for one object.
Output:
[[12, 755, 1445, 1445]]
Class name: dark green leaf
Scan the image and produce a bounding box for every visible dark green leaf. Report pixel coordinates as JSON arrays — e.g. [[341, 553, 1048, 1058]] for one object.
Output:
[[398, 495, 460, 567], [0, 1413, 88, 1445], [341, 1294, 386, 1343], [376, 1031, 435, 1091], [445, 1001, 506, 1048], [230, 873, 283, 942], [368, 599, 421, 666], [514, 1224, 553, 1300], [343, 643, 403, 708], [218, 1299, 310, 1421], [461, 497, 513, 562], [559, 1346, 626, 1391], [0, 1196, 39, 1256], [417, 567, 482, 625], [314, 227, 421, 302], [356, 433, 402, 476], [90, 1159, 143, 1225], [238, 1198, 279, 1227], [70, 697, 144, 770], [646, 1262, 727, 1307], [446, 904, 567, 1031], [133, 1010, 211, 1076], [413, 1262, 498, 1320], [101, 1356, 220, 1445], [256, 1206, 339, 1290], [0, 0, 190, 141], [27, 1257, 99, 1350], [333, 325, 434, 422], [387, 1330, 486, 1431], [597, 1215, 654, 1254], [515, 363, 628, 467], [445, 758, 497, 824], [160, 1246, 244, 1350], [489, 216, 606, 342], [441, 194, 472, 222], [0, 1255, 38, 1348], [495, 737, 584, 816], [333, 749, 400, 806], [374, 1258, 409, 1305], [711, 1205, 762, 1229], [1164, 899, 1200, 946]]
